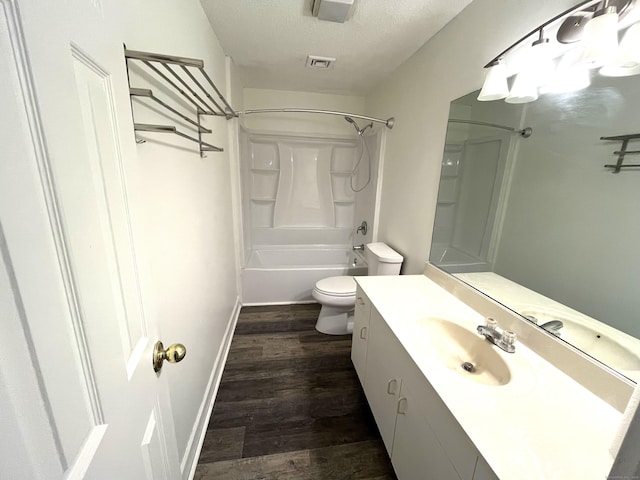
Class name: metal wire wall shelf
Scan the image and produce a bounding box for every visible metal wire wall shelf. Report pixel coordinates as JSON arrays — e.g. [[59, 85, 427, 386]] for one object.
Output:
[[125, 48, 237, 156], [601, 133, 640, 173]]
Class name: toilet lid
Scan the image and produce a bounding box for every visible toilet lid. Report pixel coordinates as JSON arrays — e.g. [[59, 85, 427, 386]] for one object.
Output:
[[315, 276, 356, 297]]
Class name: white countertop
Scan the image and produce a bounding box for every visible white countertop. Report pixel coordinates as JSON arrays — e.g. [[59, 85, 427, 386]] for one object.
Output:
[[455, 272, 640, 383], [356, 274, 621, 480]]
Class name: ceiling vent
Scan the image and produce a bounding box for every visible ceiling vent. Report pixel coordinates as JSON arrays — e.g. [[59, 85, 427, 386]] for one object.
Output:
[[306, 55, 335, 69], [312, 0, 355, 23]]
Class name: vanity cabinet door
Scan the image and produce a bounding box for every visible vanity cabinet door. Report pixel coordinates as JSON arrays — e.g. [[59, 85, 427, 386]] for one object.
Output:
[[417, 374, 479, 479], [351, 287, 371, 385], [392, 381, 460, 480], [401, 346, 480, 480], [363, 307, 406, 455]]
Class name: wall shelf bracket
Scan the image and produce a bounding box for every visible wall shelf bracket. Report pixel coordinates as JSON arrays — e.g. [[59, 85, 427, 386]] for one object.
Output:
[[125, 47, 238, 156], [601, 133, 640, 173]]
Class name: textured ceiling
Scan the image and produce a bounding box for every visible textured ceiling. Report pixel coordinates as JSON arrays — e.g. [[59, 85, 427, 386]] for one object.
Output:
[[200, 0, 473, 96]]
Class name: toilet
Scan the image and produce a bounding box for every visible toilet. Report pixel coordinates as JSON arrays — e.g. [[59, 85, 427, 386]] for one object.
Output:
[[312, 242, 403, 335]]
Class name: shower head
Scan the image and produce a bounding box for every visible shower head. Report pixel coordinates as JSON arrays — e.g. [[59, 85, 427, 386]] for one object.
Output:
[[344, 116, 373, 136]]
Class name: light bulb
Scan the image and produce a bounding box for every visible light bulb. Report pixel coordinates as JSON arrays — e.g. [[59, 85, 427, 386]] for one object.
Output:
[[544, 48, 591, 93], [529, 33, 556, 87]]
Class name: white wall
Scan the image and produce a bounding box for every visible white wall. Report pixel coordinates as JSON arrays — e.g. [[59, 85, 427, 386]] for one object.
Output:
[[118, 0, 239, 471], [366, 0, 577, 273]]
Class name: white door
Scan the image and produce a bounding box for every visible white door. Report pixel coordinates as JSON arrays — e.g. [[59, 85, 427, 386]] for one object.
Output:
[[0, 0, 181, 478]]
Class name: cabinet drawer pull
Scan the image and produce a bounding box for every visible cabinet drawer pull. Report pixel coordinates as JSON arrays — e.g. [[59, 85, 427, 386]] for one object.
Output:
[[357, 297, 365, 306], [387, 378, 397, 395], [397, 397, 408, 415], [360, 326, 368, 340]]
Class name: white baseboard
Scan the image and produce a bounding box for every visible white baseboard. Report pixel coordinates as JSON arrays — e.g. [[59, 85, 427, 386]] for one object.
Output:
[[242, 300, 317, 306], [181, 296, 241, 480]]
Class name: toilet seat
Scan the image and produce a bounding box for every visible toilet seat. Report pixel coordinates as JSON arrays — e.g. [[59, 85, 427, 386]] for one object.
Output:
[[312, 275, 356, 307], [314, 275, 356, 296]]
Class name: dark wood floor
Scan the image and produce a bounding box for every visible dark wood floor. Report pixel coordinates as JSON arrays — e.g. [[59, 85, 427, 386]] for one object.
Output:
[[195, 303, 397, 480]]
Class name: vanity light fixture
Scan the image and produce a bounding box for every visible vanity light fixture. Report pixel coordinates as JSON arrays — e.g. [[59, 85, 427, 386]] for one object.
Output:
[[478, 0, 640, 104], [580, 0, 620, 67]]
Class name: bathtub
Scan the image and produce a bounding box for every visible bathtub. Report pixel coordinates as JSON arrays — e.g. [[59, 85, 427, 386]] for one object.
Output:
[[429, 243, 491, 273], [242, 245, 367, 305]]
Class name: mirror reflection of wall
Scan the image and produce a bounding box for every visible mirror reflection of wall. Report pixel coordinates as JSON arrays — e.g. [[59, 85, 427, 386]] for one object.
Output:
[[431, 73, 640, 381]]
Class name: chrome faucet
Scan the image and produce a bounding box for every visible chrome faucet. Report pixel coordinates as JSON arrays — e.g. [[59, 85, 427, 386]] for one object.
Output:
[[356, 220, 368, 235], [477, 320, 516, 353], [524, 314, 564, 335], [352, 244, 365, 251], [540, 320, 564, 334]]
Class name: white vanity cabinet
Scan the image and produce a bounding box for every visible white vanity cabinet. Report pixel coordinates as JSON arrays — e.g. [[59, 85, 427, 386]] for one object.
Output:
[[362, 304, 405, 454], [352, 296, 499, 480]]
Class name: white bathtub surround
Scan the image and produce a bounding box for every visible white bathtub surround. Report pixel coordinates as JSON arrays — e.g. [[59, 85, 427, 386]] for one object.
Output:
[[237, 124, 383, 305], [240, 130, 361, 233], [356, 274, 623, 479], [242, 246, 366, 305], [429, 242, 491, 273]]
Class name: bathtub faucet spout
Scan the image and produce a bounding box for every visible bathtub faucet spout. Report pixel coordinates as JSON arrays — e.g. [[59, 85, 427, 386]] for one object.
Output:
[[352, 244, 365, 251]]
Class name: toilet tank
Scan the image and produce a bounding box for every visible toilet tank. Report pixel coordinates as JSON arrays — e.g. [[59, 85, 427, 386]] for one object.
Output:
[[365, 242, 403, 275]]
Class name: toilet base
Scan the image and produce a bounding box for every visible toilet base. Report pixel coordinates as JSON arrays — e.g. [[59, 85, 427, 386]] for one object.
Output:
[[315, 305, 355, 335]]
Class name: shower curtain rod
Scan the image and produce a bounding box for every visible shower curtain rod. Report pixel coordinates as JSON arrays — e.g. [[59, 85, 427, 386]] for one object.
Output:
[[237, 108, 395, 129], [448, 119, 532, 138]]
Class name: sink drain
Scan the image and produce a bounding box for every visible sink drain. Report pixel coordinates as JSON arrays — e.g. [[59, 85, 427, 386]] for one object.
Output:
[[461, 362, 476, 373]]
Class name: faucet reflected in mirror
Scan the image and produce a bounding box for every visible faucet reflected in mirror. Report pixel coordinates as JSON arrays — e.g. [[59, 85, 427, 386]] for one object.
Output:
[[430, 71, 640, 383]]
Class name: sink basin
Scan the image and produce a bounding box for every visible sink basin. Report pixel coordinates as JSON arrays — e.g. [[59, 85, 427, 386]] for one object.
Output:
[[418, 317, 512, 386], [520, 309, 640, 372]]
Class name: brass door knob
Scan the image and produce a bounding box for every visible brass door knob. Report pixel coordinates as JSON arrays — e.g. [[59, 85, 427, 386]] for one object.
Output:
[[153, 341, 186, 373]]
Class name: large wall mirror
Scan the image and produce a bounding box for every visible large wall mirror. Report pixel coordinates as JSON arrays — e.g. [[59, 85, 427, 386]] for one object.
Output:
[[431, 73, 640, 382]]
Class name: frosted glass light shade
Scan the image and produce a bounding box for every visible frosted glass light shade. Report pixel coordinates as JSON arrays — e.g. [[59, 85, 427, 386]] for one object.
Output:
[[505, 71, 538, 104], [600, 23, 640, 77], [529, 41, 556, 87], [477, 63, 509, 101], [580, 12, 619, 68]]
